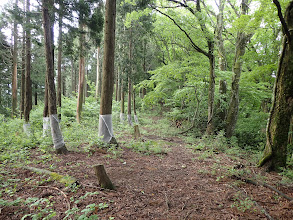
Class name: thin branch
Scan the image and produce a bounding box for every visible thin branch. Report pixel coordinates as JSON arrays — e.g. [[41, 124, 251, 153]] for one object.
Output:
[[227, 0, 240, 17], [151, 6, 209, 57], [273, 0, 291, 43]]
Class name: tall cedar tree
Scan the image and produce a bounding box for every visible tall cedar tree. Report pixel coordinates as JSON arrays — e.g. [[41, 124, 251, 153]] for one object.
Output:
[[42, 0, 68, 154]]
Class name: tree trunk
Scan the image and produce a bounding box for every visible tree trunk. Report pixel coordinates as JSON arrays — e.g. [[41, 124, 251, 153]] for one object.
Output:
[[71, 59, 75, 95], [214, 79, 227, 131], [120, 79, 125, 122], [24, 0, 32, 124], [206, 50, 215, 135], [42, 0, 68, 154], [216, 0, 227, 71], [127, 27, 133, 126], [34, 83, 37, 105], [57, 11, 62, 120], [133, 87, 138, 124], [11, 0, 18, 118], [225, 0, 250, 138], [259, 2, 293, 170], [99, 0, 117, 144], [95, 47, 101, 100], [76, 23, 85, 123], [20, 30, 25, 119], [117, 67, 121, 101]]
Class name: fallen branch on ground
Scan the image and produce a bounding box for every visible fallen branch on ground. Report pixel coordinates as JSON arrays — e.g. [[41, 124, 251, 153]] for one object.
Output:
[[231, 185, 274, 220], [231, 175, 293, 201]]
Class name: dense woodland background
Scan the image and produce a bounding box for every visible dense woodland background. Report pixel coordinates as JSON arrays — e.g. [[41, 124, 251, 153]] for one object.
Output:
[[1, 0, 293, 219]]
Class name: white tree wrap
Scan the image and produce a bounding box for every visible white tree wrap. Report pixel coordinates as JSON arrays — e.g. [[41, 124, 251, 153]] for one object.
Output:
[[134, 114, 139, 124], [99, 114, 115, 143], [43, 117, 51, 137], [50, 114, 65, 149], [120, 112, 125, 122], [127, 114, 133, 126], [23, 123, 31, 136]]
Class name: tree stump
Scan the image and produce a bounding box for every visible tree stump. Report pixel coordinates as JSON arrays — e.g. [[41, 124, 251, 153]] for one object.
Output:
[[134, 125, 141, 139], [93, 164, 115, 190]]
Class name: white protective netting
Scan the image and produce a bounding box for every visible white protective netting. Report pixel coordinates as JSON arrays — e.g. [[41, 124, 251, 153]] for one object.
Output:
[[23, 123, 31, 136], [50, 114, 65, 150], [127, 114, 133, 126], [134, 114, 139, 124], [120, 112, 125, 122], [43, 117, 51, 137], [99, 114, 115, 143]]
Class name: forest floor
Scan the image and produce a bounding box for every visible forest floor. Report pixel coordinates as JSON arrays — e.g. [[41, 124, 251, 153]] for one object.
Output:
[[1, 117, 293, 219]]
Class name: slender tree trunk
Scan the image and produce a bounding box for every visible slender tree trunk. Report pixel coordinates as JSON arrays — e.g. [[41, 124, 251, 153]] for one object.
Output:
[[117, 67, 121, 101], [95, 47, 101, 100], [120, 79, 125, 122], [225, 0, 250, 138], [115, 70, 118, 101], [34, 83, 37, 105], [76, 23, 85, 123], [216, 0, 227, 71], [206, 50, 215, 135], [214, 79, 227, 131], [12, 0, 18, 118], [57, 11, 63, 120], [127, 77, 133, 126], [99, 0, 117, 144], [127, 27, 133, 126], [259, 2, 293, 170], [20, 30, 25, 119], [133, 87, 138, 124], [24, 0, 32, 124], [71, 59, 75, 95], [42, 0, 68, 154]]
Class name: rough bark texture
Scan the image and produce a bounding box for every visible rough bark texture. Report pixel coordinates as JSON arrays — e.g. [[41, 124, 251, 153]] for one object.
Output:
[[100, 0, 116, 115], [225, 0, 249, 138], [216, 0, 227, 71], [76, 24, 86, 123], [259, 2, 293, 170], [93, 164, 115, 190], [24, 0, 32, 123], [12, 0, 18, 118]]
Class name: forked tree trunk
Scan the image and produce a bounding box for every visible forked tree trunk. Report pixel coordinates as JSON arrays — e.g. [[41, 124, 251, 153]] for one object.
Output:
[[24, 0, 32, 124], [225, 0, 250, 138], [42, 0, 68, 154], [76, 23, 86, 123], [99, 0, 117, 144], [259, 1, 293, 170], [12, 0, 18, 118]]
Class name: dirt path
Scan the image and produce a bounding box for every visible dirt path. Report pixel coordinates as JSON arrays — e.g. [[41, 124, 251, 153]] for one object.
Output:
[[1, 134, 293, 219]]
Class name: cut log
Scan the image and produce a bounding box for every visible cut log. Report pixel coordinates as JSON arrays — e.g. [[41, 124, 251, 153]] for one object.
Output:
[[93, 164, 115, 190], [134, 125, 141, 139], [24, 166, 78, 187]]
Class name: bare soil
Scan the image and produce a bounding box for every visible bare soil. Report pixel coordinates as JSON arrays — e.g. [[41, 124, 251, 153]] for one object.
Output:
[[1, 129, 293, 219]]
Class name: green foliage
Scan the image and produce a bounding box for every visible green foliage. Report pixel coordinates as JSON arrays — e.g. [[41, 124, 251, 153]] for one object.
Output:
[[126, 139, 168, 155]]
